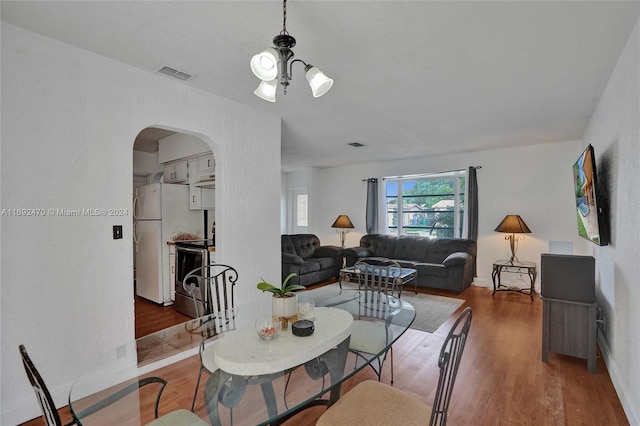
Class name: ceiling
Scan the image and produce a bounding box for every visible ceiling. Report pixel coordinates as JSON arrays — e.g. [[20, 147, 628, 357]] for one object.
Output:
[[2, 1, 639, 171], [133, 128, 176, 153]]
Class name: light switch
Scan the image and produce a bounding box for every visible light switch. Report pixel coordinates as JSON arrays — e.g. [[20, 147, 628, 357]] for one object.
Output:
[[113, 225, 123, 240]]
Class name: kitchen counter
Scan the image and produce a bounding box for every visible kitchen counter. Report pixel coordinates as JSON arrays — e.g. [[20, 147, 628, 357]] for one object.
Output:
[[168, 239, 215, 251]]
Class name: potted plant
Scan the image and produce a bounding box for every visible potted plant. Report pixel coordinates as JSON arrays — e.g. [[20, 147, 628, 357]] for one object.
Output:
[[257, 273, 305, 329]]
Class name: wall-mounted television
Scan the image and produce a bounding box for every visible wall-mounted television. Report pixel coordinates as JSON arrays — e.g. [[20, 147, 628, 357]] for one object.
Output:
[[572, 144, 608, 246]]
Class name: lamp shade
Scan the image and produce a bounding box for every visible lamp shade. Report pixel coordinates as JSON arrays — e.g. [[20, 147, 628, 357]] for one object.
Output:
[[250, 48, 279, 81], [331, 215, 354, 229], [494, 215, 531, 234], [253, 79, 277, 102], [305, 66, 334, 98]]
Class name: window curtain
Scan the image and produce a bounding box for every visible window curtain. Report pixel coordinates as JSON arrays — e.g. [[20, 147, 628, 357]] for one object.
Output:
[[467, 166, 479, 241], [467, 166, 479, 276], [365, 178, 378, 234]]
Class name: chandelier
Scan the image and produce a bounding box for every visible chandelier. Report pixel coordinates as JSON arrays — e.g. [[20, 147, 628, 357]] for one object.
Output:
[[250, 0, 334, 102]]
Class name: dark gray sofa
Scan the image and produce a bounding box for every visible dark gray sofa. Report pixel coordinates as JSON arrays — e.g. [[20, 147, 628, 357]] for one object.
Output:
[[282, 234, 344, 287], [345, 234, 477, 293]]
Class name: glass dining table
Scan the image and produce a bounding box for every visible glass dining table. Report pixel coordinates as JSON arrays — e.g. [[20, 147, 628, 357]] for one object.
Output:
[[68, 286, 415, 425]]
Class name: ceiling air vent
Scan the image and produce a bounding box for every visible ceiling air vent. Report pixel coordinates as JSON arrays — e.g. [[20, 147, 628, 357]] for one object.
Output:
[[158, 66, 194, 81], [348, 142, 365, 147]]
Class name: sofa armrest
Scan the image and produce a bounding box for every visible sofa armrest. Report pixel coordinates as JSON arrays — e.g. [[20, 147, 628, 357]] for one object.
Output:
[[313, 245, 343, 258], [443, 252, 472, 267], [344, 246, 374, 267], [282, 253, 304, 265], [345, 247, 373, 258]]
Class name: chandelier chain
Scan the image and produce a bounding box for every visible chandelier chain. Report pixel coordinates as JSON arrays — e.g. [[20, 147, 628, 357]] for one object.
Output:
[[281, 0, 289, 35]]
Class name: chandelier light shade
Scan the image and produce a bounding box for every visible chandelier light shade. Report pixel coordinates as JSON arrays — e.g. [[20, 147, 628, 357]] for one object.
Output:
[[495, 215, 531, 263], [305, 66, 334, 98], [250, 0, 333, 102], [250, 48, 279, 81], [253, 79, 277, 102]]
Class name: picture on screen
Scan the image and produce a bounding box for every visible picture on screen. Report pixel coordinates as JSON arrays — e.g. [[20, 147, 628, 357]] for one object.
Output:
[[572, 145, 608, 246]]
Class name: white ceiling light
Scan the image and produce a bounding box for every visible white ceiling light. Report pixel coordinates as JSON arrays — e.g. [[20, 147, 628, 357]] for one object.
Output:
[[250, 0, 333, 102], [250, 48, 278, 81], [305, 66, 333, 98], [254, 79, 277, 103]]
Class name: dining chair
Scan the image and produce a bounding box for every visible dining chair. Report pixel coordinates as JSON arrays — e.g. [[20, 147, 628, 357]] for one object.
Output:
[[348, 258, 403, 384], [182, 264, 238, 411], [354, 257, 403, 297], [317, 307, 473, 426], [19, 344, 208, 426]]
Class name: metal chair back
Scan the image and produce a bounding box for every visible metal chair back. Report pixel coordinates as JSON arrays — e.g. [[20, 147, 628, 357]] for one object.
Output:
[[20, 344, 167, 425], [430, 307, 473, 425], [353, 257, 402, 297], [182, 264, 238, 322], [182, 264, 238, 411], [349, 258, 403, 383], [20, 344, 63, 426]]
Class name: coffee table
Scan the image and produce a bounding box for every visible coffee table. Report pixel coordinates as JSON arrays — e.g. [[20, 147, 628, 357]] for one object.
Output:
[[339, 261, 418, 297]]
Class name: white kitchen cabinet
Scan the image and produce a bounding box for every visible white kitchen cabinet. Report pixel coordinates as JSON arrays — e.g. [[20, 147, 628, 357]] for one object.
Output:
[[197, 154, 215, 182], [163, 160, 189, 183], [189, 186, 215, 210]]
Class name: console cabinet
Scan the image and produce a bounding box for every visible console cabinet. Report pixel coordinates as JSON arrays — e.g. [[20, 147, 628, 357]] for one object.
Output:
[[542, 298, 597, 373], [540, 254, 597, 373]]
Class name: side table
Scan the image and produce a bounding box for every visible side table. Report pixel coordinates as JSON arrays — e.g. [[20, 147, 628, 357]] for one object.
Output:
[[492, 260, 537, 301]]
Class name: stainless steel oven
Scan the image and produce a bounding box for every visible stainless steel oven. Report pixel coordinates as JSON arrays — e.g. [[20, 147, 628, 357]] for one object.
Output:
[[174, 243, 211, 318]]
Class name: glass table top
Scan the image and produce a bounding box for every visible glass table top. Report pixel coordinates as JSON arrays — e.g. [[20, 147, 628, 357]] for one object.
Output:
[[69, 287, 415, 425]]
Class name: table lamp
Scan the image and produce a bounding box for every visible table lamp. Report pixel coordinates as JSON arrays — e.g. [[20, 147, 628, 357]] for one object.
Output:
[[494, 215, 531, 264], [331, 215, 354, 249]]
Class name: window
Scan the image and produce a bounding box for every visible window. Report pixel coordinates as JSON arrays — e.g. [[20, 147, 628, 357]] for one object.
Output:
[[296, 194, 308, 227], [385, 171, 466, 238]]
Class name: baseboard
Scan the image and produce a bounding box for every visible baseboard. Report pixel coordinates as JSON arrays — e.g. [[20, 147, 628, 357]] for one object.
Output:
[[598, 330, 639, 425], [472, 277, 492, 288], [2, 399, 44, 426]]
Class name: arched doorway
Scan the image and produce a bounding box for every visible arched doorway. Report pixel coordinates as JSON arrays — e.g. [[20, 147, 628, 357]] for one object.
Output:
[[132, 127, 215, 337]]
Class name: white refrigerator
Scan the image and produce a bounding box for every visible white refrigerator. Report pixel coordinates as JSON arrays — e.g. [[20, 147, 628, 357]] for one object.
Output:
[[134, 183, 203, 305]]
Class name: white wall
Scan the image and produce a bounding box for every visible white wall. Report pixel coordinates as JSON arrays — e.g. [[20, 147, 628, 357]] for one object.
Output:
[[298, 140, 588, 289], [0, 24, 281, 424], [133, 150, 163, 177], [582, 16, 640, 425]]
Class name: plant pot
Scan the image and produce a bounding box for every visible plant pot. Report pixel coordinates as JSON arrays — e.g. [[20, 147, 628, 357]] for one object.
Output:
[[272, 293, 298, 330]]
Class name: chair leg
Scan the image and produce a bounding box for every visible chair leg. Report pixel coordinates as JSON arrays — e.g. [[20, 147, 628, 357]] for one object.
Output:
[[191, 366, 205, 411], [390, 346, 394, 385]]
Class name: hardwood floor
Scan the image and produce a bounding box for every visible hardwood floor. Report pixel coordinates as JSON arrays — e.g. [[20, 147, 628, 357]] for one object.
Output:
[[20, 284, 628, 425], [134, 295, 192, 339]]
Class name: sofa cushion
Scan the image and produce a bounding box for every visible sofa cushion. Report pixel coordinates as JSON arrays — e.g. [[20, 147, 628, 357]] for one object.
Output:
[[314, 246, 343, 258], [394, 235, 430, 262], [443, 252, 472, 267], [281, 235, 297, 256], [394, 259, 419, 269], [290, 234, 321, 259], [425, 238, 474, 264], [282, 253, 304, 265], [360, 234, 397, 258], [414, 262, 448, 278], [298, 260, 322, 274], [315, 256, 341, 270]]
